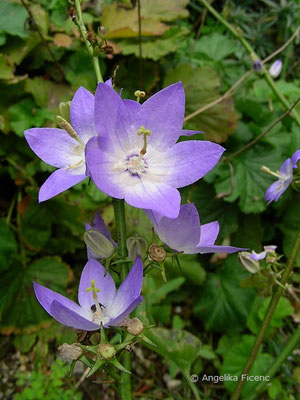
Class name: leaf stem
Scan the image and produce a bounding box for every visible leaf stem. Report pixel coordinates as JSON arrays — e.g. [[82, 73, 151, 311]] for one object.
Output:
[[230, 225, 300, 400], [74, 0, 103, 83], [113, 198, 132, 400], [197, 0, 300, 127]]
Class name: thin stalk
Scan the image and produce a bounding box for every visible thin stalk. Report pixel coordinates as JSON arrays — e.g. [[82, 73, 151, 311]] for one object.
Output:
[[113, 198, 132, 400], [197, 0, 300, 127], [6, 194, 17, 225], [183, 371, 201, 400], [231, 225, 300, 400], [74, 0, 103, 83], [245, 326, 300, 400]]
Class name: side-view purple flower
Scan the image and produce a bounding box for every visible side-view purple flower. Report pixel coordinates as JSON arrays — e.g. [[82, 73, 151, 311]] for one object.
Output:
[[145, 203, 245, 254], [34, 257, 143, 330], [86, 82, 225, 219], [264, 149, 300, 204]]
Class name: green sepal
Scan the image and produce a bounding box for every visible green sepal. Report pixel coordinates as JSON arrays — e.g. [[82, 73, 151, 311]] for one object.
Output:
[[78, 355, 94, 369], [141, 334, 157, 347], [78, 343, 98, 355], [100, 325, 108, 344], [109, 358, 131, 374], [86, 358, 106, 377]]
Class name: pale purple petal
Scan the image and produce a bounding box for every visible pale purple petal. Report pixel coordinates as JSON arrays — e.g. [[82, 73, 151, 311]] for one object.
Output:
[[105, 78, 113, 86], [291, 150, 300, 168], [92, 213, 117, 246], [39, 168, 86, 202], [199, 221, 219, 246], [149, 204, 200, 251], [70, 87, 96, 142], [24, 128, 78, 168], [135, 82, 185, 148], [50, 300, 100, 331], [108, 257, 143, 319], [108, 296, 143, 327], [125, 181, 181, 219], [249, 250, 266, 261], [181, 130, 205, 136], [123, 99, 141, 120], [144, 209, 163, 231], [78, 260, 116, 309], [279, 158, 293, 176], [195, 245, 245, 254], [165, 140, 225, 188], [265, 178, 292, 203], [94, 83, 135, 151]]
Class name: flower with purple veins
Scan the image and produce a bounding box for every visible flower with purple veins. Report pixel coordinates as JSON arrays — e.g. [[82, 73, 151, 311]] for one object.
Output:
[[85, 213, 117, 260], [86, 82, 225, 219], [34, 257, 143, 330], [263, 149, 300, 204], [145, 203, 245, 254]]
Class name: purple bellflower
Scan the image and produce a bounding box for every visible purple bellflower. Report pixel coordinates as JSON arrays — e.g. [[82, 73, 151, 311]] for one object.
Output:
[[85, 213, 117, 260], [263, 150, 300, 204], [34, 257, 143, 330], [25, 87, 97, 202], [249, 245, 277, 261], [145, 203, 244, 254], [86, 82, 225, 219]]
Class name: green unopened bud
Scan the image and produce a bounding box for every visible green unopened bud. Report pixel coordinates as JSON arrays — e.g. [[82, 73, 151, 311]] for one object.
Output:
[[127, 318, 144, 336], [148, 243, 166, 262], [238, 252, 260, 274], [57, 343, 83, 363], [59, 101, 71, 122], [126, 236, 147, 261], [98, 343, 116, 360], [84, 229, 114, 259]]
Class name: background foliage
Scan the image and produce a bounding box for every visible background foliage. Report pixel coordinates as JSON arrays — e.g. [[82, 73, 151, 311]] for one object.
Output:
[[0, 0, 300, 399]]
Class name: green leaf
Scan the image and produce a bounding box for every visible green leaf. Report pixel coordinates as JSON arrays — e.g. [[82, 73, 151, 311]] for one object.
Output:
[[209, 148, 283, 213], [164, 64, 238, 143], [0, 219, 18, 273], [147, 277, 185, 305], [194, 255, 255, 333], [258, 297, 294, 329], [0, 256, 69, 333], [0, 1, 29, 39], [194, 32, 241, 61], [166, 254, 206, 286], [13, 333, 37, 353], [21, 203, 52, 250], [221, 335, 273, 396], [145, 327, 202, 376], [0, 54, 14, 80]]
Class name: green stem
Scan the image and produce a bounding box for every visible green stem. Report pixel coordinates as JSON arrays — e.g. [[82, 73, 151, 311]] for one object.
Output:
[[231, 225, 300, 400], [74, 0, 103, 83], [113, 198, 132, 400], [245, 326, 300, 400], [183, 371, 201, 400], [197, 0, 300, 127]]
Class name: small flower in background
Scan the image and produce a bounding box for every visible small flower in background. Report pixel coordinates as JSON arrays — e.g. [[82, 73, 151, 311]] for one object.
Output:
[[249, 245, 277, 261], [269, 60, 282, 78], [84, 213, 117, 260], [34, 257, 143, 330], [262, 149, 300, 204], [86, 82, 225, 218], [252, 60, 263, 73], [145, 203, 245, 254]]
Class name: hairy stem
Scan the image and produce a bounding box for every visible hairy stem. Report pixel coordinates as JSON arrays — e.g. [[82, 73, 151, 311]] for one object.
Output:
[[74, 0, 103, 83], [197, 0, 300, 127], [231, 225, 300, 400], [113, 199, 132, 400]]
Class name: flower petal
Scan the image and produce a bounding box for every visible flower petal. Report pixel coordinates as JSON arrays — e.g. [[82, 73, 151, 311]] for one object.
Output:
[[108, 296, 143, 327], [125, 180, 181, 218], [123, 99, 141, 120], [291, 149, 300, 168], [78, 260, 116, 309], [199, 221, 219, 246], [70, 87, 96, 142], [24, 128, 79, 168], [50, 300, 100, 331], [165, 140, 225, 188], [151, 203, 201, 251], [108, 257, 143, 319], [136, 82, 185, 149], [279, 158, 293, 176], [181, 130, 205, 136], [195, 245, 245, 254], [39, 168, 86, 202], [265, 177, 292, 203]]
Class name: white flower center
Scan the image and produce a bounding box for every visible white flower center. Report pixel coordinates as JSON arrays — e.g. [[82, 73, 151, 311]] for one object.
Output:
[[126, 155, 147, 176]]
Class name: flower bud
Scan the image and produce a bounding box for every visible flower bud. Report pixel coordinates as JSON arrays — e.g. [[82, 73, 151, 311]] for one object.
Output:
[[59, 101, 71, 122], [252, 60, 262, 73], [99, 26, 107, 36], [126, 236, 147, 261], [269, 60, 282, 78], [57, 343, 82, 363], [126, 317, 144, 336], [238, 251, 260, 274], [98, 343, 116, 360], [84, 229, 114, 259], [102, 44, 113, 55], [148, 243, 166, 262]]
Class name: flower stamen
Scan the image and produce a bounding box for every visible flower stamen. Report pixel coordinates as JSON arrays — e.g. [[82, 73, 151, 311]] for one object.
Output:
[[86, 279, 103, 318], [57, 116, 85, 147]]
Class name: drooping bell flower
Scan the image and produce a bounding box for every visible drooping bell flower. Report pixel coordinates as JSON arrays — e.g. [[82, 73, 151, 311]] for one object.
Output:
[[263, 149, 300, 204], [34, 257, 143, 330], [86, 82, 225, 218], [145, 203, 244, 254], [269, 60, 282, 78]]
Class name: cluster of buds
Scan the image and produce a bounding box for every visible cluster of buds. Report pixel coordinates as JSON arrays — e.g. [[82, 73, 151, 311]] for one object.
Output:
[[86, 26, 113, 56]]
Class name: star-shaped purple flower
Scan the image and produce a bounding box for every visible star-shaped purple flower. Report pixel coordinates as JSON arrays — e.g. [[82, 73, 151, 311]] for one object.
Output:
[[34, 257, 143, 330], [265, 149, 300, 204], [24, 86, 99, 202], [86, 82, 225, 218], [145, 203, 244, 254]]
